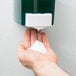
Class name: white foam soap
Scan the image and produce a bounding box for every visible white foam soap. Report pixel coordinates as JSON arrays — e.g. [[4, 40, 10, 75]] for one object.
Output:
[[29, 40, 47, 54]]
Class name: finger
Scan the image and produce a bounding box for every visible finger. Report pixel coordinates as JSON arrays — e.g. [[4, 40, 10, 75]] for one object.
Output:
[[37, 31, 42, 42], [24, 29, 31, 48], [41, 32, 50, 48], [42, 32, 56, 57], [31, 29, 37, 45]]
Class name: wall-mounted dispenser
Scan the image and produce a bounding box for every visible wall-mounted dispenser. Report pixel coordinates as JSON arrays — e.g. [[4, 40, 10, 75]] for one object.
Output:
[[14, 0, 55, 30]]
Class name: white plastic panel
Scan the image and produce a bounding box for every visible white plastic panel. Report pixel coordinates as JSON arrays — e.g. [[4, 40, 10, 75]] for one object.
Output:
[[26, 13, 52, 30]]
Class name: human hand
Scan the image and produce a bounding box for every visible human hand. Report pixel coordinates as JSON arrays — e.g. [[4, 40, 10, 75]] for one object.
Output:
[[18, 29, 69, 76]]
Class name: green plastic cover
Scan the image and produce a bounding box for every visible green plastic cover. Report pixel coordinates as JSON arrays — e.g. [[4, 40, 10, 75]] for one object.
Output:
[[14, 0, 55, 26]]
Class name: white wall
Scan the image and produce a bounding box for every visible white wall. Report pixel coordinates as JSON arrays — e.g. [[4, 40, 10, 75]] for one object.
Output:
[[0, 0, 34, 76], [0, 0, 76, 76]]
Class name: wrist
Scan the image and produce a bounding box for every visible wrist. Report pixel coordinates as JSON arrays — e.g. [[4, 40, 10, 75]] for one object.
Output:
[[33, 61, 56, 76], [33, 61, 70, 76]]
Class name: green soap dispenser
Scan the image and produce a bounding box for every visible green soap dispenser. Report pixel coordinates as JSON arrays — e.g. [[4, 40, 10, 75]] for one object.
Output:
[[14, 0, 55, 30]]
